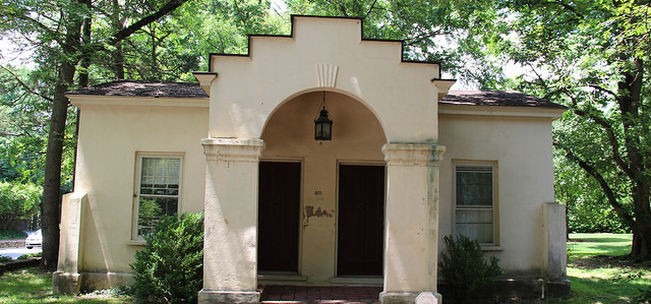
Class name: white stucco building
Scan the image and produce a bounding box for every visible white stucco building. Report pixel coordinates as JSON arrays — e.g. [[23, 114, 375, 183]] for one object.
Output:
[[53, 16, 569, 303]]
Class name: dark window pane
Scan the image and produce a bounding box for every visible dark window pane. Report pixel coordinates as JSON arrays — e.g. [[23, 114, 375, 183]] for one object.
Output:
[[456, 167, 492, 206], [455, 165, 495, 244], [137, 197, 179, 236]]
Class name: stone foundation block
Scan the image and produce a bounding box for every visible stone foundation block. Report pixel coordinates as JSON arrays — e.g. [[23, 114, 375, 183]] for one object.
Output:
[[52, 271, 81, 295], [380, 291, 442, 304], [545, 279, 571, 298], [198, 289, 261, 304]]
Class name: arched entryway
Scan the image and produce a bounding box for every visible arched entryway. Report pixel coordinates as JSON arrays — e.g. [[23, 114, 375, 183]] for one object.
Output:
[[198, 16, 449, 304], [258, 90, 387, 280]]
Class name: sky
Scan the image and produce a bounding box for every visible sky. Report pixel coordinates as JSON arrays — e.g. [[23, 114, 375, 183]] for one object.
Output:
[[0, 36, 36, 69]]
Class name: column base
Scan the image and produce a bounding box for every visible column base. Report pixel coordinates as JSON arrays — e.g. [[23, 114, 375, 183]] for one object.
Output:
[[52, 271, 81, 295], [380, 291, 442, 304], [545, 279, 571, 298], [198, 289, 261, 304]]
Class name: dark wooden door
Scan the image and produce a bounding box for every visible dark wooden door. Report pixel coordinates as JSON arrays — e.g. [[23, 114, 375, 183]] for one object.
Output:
[[258, 161, 301, 273], [337, 164, 385, 276]]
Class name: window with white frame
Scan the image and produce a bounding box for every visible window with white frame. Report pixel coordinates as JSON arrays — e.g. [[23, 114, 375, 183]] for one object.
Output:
[[454, 164, 497, 245], [134, 155, 182, 238]]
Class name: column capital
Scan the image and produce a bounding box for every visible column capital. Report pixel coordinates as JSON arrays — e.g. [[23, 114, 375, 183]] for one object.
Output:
[[202, 138, 265, 162], [382, 142, 446, 167]]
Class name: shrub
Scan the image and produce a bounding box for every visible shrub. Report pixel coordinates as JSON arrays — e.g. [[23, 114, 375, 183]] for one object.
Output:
[[439, 235, 502, 304], [0, 229, 27, 240], [131, 212, 204, 304], [17, 252, 42, 260], [0, 256, 12, 263], [0, 182, 41, 231]]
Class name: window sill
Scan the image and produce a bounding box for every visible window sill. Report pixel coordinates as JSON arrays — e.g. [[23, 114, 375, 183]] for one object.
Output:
[[127, 240, 146, 246], [480, 245, 503, 251]]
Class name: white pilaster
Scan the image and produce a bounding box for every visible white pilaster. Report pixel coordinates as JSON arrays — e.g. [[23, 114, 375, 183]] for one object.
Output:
[[53, 192, 87, 294], [380, 143, 445, 304], [199, 138, 265, 304], [543, 202, 567, 281]]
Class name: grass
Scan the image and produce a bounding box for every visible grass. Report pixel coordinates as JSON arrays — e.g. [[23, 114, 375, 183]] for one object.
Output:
[[0, 268, 131, 304], [1, 234, 650, 303], [568, 233, 633, 258], [551, 233, 651, 304]]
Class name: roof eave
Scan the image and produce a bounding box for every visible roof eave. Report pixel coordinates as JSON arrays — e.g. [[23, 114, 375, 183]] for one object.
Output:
[[438, 103, 566, 119], [67, 94, 209, 108]]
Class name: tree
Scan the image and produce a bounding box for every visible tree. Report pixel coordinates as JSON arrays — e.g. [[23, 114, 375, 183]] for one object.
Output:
[[0, 0, 191, 271], [0, 182, 41, 230], [1, 0, 289, 271], [491, 0, 650, 259], [554, 150, 631, 234]]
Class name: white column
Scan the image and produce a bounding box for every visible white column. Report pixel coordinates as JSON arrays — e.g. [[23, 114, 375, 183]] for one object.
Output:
[[53, 192, 87, 294], [380, 143, 445, 304], [199, 138, 265, 304], [543, 202, 567, 281]]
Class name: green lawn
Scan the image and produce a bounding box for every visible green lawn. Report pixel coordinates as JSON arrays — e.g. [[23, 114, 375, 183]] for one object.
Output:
[[1, 234, 649, 303], [554, 233, 651, 304], [0, 268, 131, 304], [568, 233, 634, 258]]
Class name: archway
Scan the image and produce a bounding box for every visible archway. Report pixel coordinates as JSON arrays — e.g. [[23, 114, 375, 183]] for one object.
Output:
[[259, 90, 387, 280]]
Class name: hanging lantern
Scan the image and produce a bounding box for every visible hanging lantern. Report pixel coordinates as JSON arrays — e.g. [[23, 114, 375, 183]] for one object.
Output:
[[314, 92, 333, 141]]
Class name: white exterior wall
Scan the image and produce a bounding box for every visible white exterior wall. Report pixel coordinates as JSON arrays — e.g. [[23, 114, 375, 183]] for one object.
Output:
[[438, 111, 557, 275], [208, 17, 441, 143], [70, 97, 208, 274]]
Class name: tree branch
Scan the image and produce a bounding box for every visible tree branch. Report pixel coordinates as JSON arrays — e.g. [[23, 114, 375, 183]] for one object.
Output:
[[525, 63, 555, 92], [0, 65, 54, 102], [364, 0, 378, 19], [8, 14, 61, 43], [109, 0, 189, 44], [405, 29, 448, 46], [588, 84, 618, 98], [564, 149, 635, 229], [560, 88, 635, 179], [539, 0, 583, 19], [0, 131, 22, 137]]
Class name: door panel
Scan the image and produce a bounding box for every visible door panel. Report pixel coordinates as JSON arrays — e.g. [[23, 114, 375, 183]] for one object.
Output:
[[258, 161, 301, 272], [337, 164, 385, 276]]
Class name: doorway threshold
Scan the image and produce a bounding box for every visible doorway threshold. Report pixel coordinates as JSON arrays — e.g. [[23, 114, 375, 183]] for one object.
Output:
[[259, 273, 308, 282], [260, 285, 382, 304], [329, 276, 382, 286]]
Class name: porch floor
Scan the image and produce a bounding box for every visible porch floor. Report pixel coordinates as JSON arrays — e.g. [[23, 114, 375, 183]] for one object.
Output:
[[260, 285, 382, 304]]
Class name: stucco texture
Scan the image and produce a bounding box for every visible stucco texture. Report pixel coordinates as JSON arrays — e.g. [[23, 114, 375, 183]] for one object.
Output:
[[438, 112, 557, 275], [208, 17, 441, 143], [70, 97, 208, 273]]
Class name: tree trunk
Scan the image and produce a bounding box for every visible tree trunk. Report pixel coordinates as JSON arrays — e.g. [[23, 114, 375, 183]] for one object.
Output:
[[78, 0, 92, 87], [40, 2, 82, 270], [631, 183, 651, 259], [114, 42, 125, 79], [41, 63, 76, 271], [111, 0, 125, 79], [617, 58, 650, 260]]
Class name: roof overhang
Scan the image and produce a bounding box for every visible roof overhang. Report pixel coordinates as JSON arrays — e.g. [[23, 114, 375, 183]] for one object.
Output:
[[438, 103, 566, 119], [68, 95, 209, 108]]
